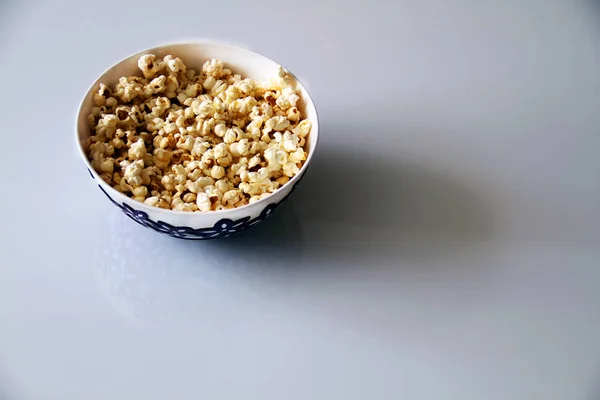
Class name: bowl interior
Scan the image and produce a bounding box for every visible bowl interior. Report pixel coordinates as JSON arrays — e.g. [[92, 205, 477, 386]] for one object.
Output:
[[77, 42, 318, 212]]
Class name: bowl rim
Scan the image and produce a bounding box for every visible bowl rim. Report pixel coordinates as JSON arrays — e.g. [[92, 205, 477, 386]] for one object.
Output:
[[76, 40, 319, 216]]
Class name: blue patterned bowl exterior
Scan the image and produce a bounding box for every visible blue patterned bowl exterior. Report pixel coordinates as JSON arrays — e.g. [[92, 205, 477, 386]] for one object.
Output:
[[89, 169, 304, 240]]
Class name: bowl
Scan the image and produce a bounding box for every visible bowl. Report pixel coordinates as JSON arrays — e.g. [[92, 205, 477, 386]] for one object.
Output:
[[76, 42, 319, 240]]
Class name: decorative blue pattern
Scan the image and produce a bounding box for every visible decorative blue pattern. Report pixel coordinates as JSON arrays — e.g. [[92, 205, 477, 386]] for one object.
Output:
[[95, 177, 302, 240]]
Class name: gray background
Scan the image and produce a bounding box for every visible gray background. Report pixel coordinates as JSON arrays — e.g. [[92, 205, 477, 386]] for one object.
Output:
[[1, 0, 599, 399]]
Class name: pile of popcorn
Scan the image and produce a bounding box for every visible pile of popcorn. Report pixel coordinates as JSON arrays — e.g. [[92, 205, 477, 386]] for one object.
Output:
[[84, 54, 311, 212]]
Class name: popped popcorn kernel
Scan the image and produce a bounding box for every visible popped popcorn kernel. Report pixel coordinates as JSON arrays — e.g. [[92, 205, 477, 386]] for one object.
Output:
[[210, 165, 226, 180], [196, 192, 212, 212], [121, 159, 145, 188], [144, 196, 160, 207], [138, 54, 163, 79], [128, 138, 146, 160]]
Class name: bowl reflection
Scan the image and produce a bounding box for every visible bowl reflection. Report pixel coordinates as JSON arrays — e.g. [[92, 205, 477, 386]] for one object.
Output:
[[93, 202, 305, 329]]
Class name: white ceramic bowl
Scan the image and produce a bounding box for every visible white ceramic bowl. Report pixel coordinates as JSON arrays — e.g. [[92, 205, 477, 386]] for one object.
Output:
[[76, 42, 319, 240]]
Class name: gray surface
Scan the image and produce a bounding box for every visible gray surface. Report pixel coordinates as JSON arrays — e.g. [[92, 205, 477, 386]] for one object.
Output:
[[1, 1, 600, 399]]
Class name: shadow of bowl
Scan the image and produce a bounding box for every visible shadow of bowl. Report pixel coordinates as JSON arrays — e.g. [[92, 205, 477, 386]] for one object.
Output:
[[270, 138, 496, 271]]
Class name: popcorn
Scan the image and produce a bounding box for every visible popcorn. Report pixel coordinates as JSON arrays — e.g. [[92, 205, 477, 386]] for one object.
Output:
[[121, 160, 144, 187], [210, 80, 228, 96], [165, 56, 186, 74], [191, 138, 210, 157], [264, 147, 287, 172], [197, 119, 215, 136], [165, 76, 179, 98], [222, 189, 242, 207], [132, 186, 148, 202], [282, 161, 300, 177], [196, 193, 212, 212], [146, 75, 167, 95], [200, 149, 215, 167], [105, 97, 118, 111], [161, 175, 176, 191], [172, 164, 188, 185], [186, 176, 214, 193], [153, 148, 172, 169], [287, 106, 301, 122], [96, 114, 118, 137], [213, 143, 232, 167], [202, 59, 224, 78], [292, 120, 311, 137], [210, 165, 226, 180], [173, 202, 198, 212], [115, 77, 142, 103], [138, 54, 163, 79], [276, 176, 289, 186], [153, 97, 171, 116], [202, 76, 216, 91], [229, 138, 249, 157], [214, 123, 227, 137], [263, 116, 289, 134], [281, 131, 299, 152], [223, 128, 237, 144], [247, 155, 262, 171], [164, 122, 178, 134], [182, 193, 197, 203], [128, 138, 146, 160], [288, 148, 306, 164], [147, 117, 165, 132], [144, 196, 160, 207], [215, 179, 230, 194], [229, 96, 257, 115], [275, 87, 300, 110], [86, 54, 312, 212], [100, 159, 114, 173], [177, 135, 195, 152]]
